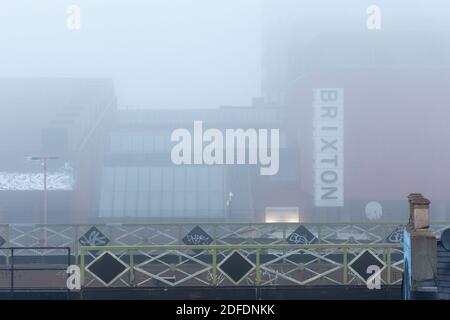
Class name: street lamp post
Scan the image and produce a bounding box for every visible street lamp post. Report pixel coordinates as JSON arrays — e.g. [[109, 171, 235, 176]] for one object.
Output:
[[28, 156, 59, 245], [226, 191, 234, 220]]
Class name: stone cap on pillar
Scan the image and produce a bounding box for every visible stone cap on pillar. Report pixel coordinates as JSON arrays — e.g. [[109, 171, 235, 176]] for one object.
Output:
[[408, 193, 431, 230]]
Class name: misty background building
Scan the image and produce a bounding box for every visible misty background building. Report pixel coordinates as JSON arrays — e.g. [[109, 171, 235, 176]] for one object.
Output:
[[0, 78, 115, 223], [1, 1, 450, 224], [98, 105, 291, 222]]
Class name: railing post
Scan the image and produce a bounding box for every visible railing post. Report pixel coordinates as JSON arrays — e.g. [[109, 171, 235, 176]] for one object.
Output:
[[5, 247, 9, 269], [317, 225, 322, 244], [10, 248, 14, 293], [213, 225, 218, 245], [177, 225, 182, 244], [129, 250, 135, 286], [80, 247, 85, 287], [343, 248, 348, 285], [74, 225, 79, 265], [6, 224, 10, 247], [108, 225, 113, 245], [282, 224, 287, 257], [5, 225, 10, 266], [386, 247, 392, 285], [212, 248, 217, 286], [256, 249, 261, 286]]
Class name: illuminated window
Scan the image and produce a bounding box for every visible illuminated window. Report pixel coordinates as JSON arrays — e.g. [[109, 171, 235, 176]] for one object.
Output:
[[265, 207, 299, 223]]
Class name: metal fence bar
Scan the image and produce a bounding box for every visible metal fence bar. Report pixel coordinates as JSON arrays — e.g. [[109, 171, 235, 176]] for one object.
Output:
[[80, 247, 85, 287], [256, 249, 261, 286], [129, 250, 135, 286], [1, 222, 448, 255], [387, 248, 392, 285], [212, 248, 217, 286], [80, 243, 403, 251], [343, 248, 348, 285], [10, 248, 14, 293], [0, 246, 71, 292], [78, 243, 403, 289]]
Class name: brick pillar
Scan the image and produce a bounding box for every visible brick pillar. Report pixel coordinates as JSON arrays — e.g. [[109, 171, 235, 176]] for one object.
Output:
[[403, 193, 437, 299]]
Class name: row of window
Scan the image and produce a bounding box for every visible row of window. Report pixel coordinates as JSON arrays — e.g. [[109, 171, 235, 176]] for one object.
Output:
[[99, 166, 225, 218], [117, 108, 281, 125], [109, 131, 288, 154], [110, 132, 171, 154]]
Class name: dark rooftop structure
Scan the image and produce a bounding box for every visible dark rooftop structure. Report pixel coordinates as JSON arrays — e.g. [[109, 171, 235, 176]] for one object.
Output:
[[436, 230, 450, 299], [403, 194, 450, 300]]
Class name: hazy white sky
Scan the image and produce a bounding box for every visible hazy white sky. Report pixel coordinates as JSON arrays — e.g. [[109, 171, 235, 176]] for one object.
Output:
[[0, 0, 262, 109], [1, 1, 450, 109]]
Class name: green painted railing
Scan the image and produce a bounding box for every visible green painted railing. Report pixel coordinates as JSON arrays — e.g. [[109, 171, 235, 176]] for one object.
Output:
[[0, 222, 448, 264], [79, 243, 403, 288]]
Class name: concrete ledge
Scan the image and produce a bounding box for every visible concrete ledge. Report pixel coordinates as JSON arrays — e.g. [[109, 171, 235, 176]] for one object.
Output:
[[80, 285, 401, 300]]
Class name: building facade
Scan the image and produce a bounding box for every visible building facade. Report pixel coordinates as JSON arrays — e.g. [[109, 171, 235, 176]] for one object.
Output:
[[0, 78, 116, 223], [96, 105, 295, 223]]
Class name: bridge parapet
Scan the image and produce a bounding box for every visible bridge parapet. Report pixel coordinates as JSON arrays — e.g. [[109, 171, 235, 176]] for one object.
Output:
[[0, 222, 448, 258], [79, 243, 403, 289]]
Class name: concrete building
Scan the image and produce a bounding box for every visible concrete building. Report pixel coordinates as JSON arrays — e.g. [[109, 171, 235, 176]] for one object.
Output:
[[286, 34, 450, 221], [0, 78, 116, 223], [96, 104, 291, 223]]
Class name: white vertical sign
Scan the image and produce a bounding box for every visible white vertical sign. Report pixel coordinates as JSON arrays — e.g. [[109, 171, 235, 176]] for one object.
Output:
[[313, 88, 344, 207]]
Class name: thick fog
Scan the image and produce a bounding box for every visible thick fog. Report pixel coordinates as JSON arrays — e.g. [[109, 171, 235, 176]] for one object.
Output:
[[2, 1, 450, 108], [0, 0, 261, 109], [1, 1, 450, 224], [2, 1, 450, 302]]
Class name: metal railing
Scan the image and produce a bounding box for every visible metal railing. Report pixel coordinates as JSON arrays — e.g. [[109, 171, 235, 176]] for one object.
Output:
[[2, 221, 447, 252], [79, 243, 403, 288], [0, 246, 71, 292]]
